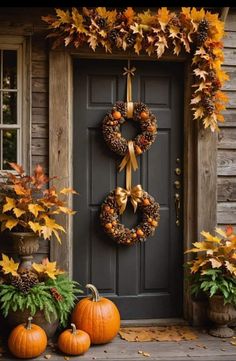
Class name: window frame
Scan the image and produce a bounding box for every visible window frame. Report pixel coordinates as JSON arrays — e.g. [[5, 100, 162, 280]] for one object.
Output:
[[0, 35, 31, 173]]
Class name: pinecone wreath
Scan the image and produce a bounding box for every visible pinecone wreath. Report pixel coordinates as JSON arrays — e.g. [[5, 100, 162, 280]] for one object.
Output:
[[102, 101, 158, 157]]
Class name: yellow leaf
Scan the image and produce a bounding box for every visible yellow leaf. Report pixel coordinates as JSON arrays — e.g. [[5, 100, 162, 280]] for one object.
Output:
[[169, 26, 179, 39], [41, 225, 52, 240], [3, 197, 16, 213], [13, 208, 26, 218], [190, 8, 205, 23], [0, 253, 19, 276], [5, 218, 18, 230], [32, 259, 64, 279], [193, 107, 204, 120], [88, 35, 98, 51], [52, 229, 62, 244], [28, 221, 42, 234], [157, 7, 171, 31], [55, 8, 71, 23], [215, 227, 227, 239], [13, 184, 29, 196], [189, 258, 208, 273], [181, 8, 191, 20], [59, 206, 76, 215], [201, 231, 221, 243], [134, 35, 143, 55], [72, 7, 87, 33], [138, 10, 156, 26], [28, 204, 45, 217], [225, 261, 236, 276], [173, 40, 181, 56]]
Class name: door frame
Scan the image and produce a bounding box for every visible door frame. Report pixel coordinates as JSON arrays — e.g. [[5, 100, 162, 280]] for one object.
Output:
[[49, 47, 217, 321]]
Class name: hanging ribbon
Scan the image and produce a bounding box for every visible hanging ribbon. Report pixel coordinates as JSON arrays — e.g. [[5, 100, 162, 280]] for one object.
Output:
[[119, 140, 138, 190], [123, 60, 136, 118], [115, 184, 143, 214]]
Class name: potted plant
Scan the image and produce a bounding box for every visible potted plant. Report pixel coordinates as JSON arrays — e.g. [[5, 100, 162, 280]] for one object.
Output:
[[0, 162, 77, 270], [185, 226, 236, 337], [0, 254, 83, 337]]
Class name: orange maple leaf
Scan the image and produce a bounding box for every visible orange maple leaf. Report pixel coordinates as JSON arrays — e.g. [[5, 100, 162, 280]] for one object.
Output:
[[124, 7, 135, 25]]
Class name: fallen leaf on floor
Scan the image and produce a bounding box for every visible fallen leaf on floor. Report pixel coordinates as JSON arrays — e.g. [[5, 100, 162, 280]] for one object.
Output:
[[138, 350, 143, 354], [196, 343, 207, 349], [143, 352, 150, 357], [44, 355, 51, 360], [221, 348, 226, 351], [230, 341, 236, 346], [64, 357, 70, 361]]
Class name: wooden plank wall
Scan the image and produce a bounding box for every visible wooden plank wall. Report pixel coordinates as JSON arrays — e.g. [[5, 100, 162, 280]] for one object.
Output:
[[217, 9, 236, 228], [31, 34, 49, 173]]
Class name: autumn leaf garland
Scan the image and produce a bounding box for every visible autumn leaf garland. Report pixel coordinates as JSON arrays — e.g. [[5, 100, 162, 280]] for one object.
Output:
[[42, 7, 229, 132]]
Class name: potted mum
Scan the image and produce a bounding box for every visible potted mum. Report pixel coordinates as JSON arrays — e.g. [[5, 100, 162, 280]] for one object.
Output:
[[185, 226, 236, 338], [0, 254, 82, 337], [0, 162, 77, 270]]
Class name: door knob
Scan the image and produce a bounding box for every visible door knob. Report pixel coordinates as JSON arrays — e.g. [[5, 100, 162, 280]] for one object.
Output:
[[175, 167, 181, 176], [174, 180, 181, 189]]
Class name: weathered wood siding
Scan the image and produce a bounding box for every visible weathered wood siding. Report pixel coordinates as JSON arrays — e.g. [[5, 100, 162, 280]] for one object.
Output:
[[32, 35, 49, 173], [217, 9, 236, 227]]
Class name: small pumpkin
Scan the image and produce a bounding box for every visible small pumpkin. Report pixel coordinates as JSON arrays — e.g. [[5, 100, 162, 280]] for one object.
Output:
[[58, 323, 90, 355], [8, 316, 47, 359], [72, 284, 120, 344]]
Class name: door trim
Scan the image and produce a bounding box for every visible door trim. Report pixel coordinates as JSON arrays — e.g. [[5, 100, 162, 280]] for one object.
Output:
[[49, 48, 217, 321]]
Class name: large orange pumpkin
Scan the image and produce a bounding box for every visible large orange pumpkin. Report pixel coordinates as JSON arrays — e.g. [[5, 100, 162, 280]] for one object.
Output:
[[8, 317, 47, 359], [58, 323, 90, 355], [72, 284, 120, 344]]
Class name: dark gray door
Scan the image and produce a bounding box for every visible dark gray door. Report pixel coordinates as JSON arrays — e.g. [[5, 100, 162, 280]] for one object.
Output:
[[73, 59, 184, 319]]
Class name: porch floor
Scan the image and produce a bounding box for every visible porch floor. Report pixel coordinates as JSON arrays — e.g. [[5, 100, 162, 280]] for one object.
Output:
[[2, 327, 236, 361]]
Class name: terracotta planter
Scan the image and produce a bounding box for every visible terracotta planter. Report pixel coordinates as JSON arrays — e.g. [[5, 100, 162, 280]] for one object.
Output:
[[10, 232, 39, 271], [208, 295, 236, 337], [5, 308, 59, 338]]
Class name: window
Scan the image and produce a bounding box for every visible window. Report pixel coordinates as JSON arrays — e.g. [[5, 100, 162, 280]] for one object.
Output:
[[0, 44, 22, 170]]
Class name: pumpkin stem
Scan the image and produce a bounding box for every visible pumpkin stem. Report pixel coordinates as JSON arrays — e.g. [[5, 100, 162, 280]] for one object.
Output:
[[71, 323, 77, 335], [26, 316, 33, 330], [86, 283, 100, 302]]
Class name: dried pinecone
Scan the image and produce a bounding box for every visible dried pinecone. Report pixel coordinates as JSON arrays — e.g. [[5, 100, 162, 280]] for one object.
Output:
[[207, 70, 217, 82], [196, 19, 209, 45], [170, 16, 181, 28], [113, 101, 126, 116], [126, 33, 136, 47], [11, 269, 39, 294], [202, 96, 215, 114], [83, 16, 91, 27], [108, 29, 119, 45], [134, 102, 147, 116], [96, 16, 107, 28]]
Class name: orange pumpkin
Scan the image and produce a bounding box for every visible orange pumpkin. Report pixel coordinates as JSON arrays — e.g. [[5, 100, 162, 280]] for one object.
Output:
[[8, 317, 47, 359], [58, 323, 90, 355], [72, 284, 120, 344]]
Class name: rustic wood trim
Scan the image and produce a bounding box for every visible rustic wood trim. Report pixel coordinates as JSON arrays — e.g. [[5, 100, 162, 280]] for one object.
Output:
[[49, 50, 73, 274], [22, 35, 32, 173], [183, 60, 198, 321]]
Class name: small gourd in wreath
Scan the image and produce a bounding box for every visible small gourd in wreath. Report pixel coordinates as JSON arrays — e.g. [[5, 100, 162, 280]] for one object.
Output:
[[100, 186, 160, 246], [102, 101, 158, 157]]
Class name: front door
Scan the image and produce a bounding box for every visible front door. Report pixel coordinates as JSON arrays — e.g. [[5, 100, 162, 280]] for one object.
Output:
[[73, 58, 184, 319]]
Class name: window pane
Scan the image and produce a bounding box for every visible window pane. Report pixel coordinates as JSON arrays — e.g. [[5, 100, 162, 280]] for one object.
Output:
[[3, 91, 17, 124], [3, 50, 17, 89], [2, 129, 17, 169]]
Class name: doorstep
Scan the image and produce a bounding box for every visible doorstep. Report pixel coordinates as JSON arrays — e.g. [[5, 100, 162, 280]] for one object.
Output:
[[2, 327, 236, 361], [121, 318, 189, 327]]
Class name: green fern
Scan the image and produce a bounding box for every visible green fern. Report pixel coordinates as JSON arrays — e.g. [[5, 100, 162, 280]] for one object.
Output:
[[0, 275, 83, 327]]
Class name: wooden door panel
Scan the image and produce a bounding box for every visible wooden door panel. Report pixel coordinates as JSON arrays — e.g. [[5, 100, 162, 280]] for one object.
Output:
[[73, 59, 184, 318]]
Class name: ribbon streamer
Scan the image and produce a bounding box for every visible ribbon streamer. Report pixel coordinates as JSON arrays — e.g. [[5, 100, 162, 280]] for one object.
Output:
[[115, 184, 143, 214], [119, 141, 138, 190], [123, 60, 136, 118]]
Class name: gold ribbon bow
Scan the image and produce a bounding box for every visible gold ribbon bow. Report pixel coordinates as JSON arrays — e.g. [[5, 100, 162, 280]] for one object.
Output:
[[119, 140, 138, 191], [115, 184, 143, 214]]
